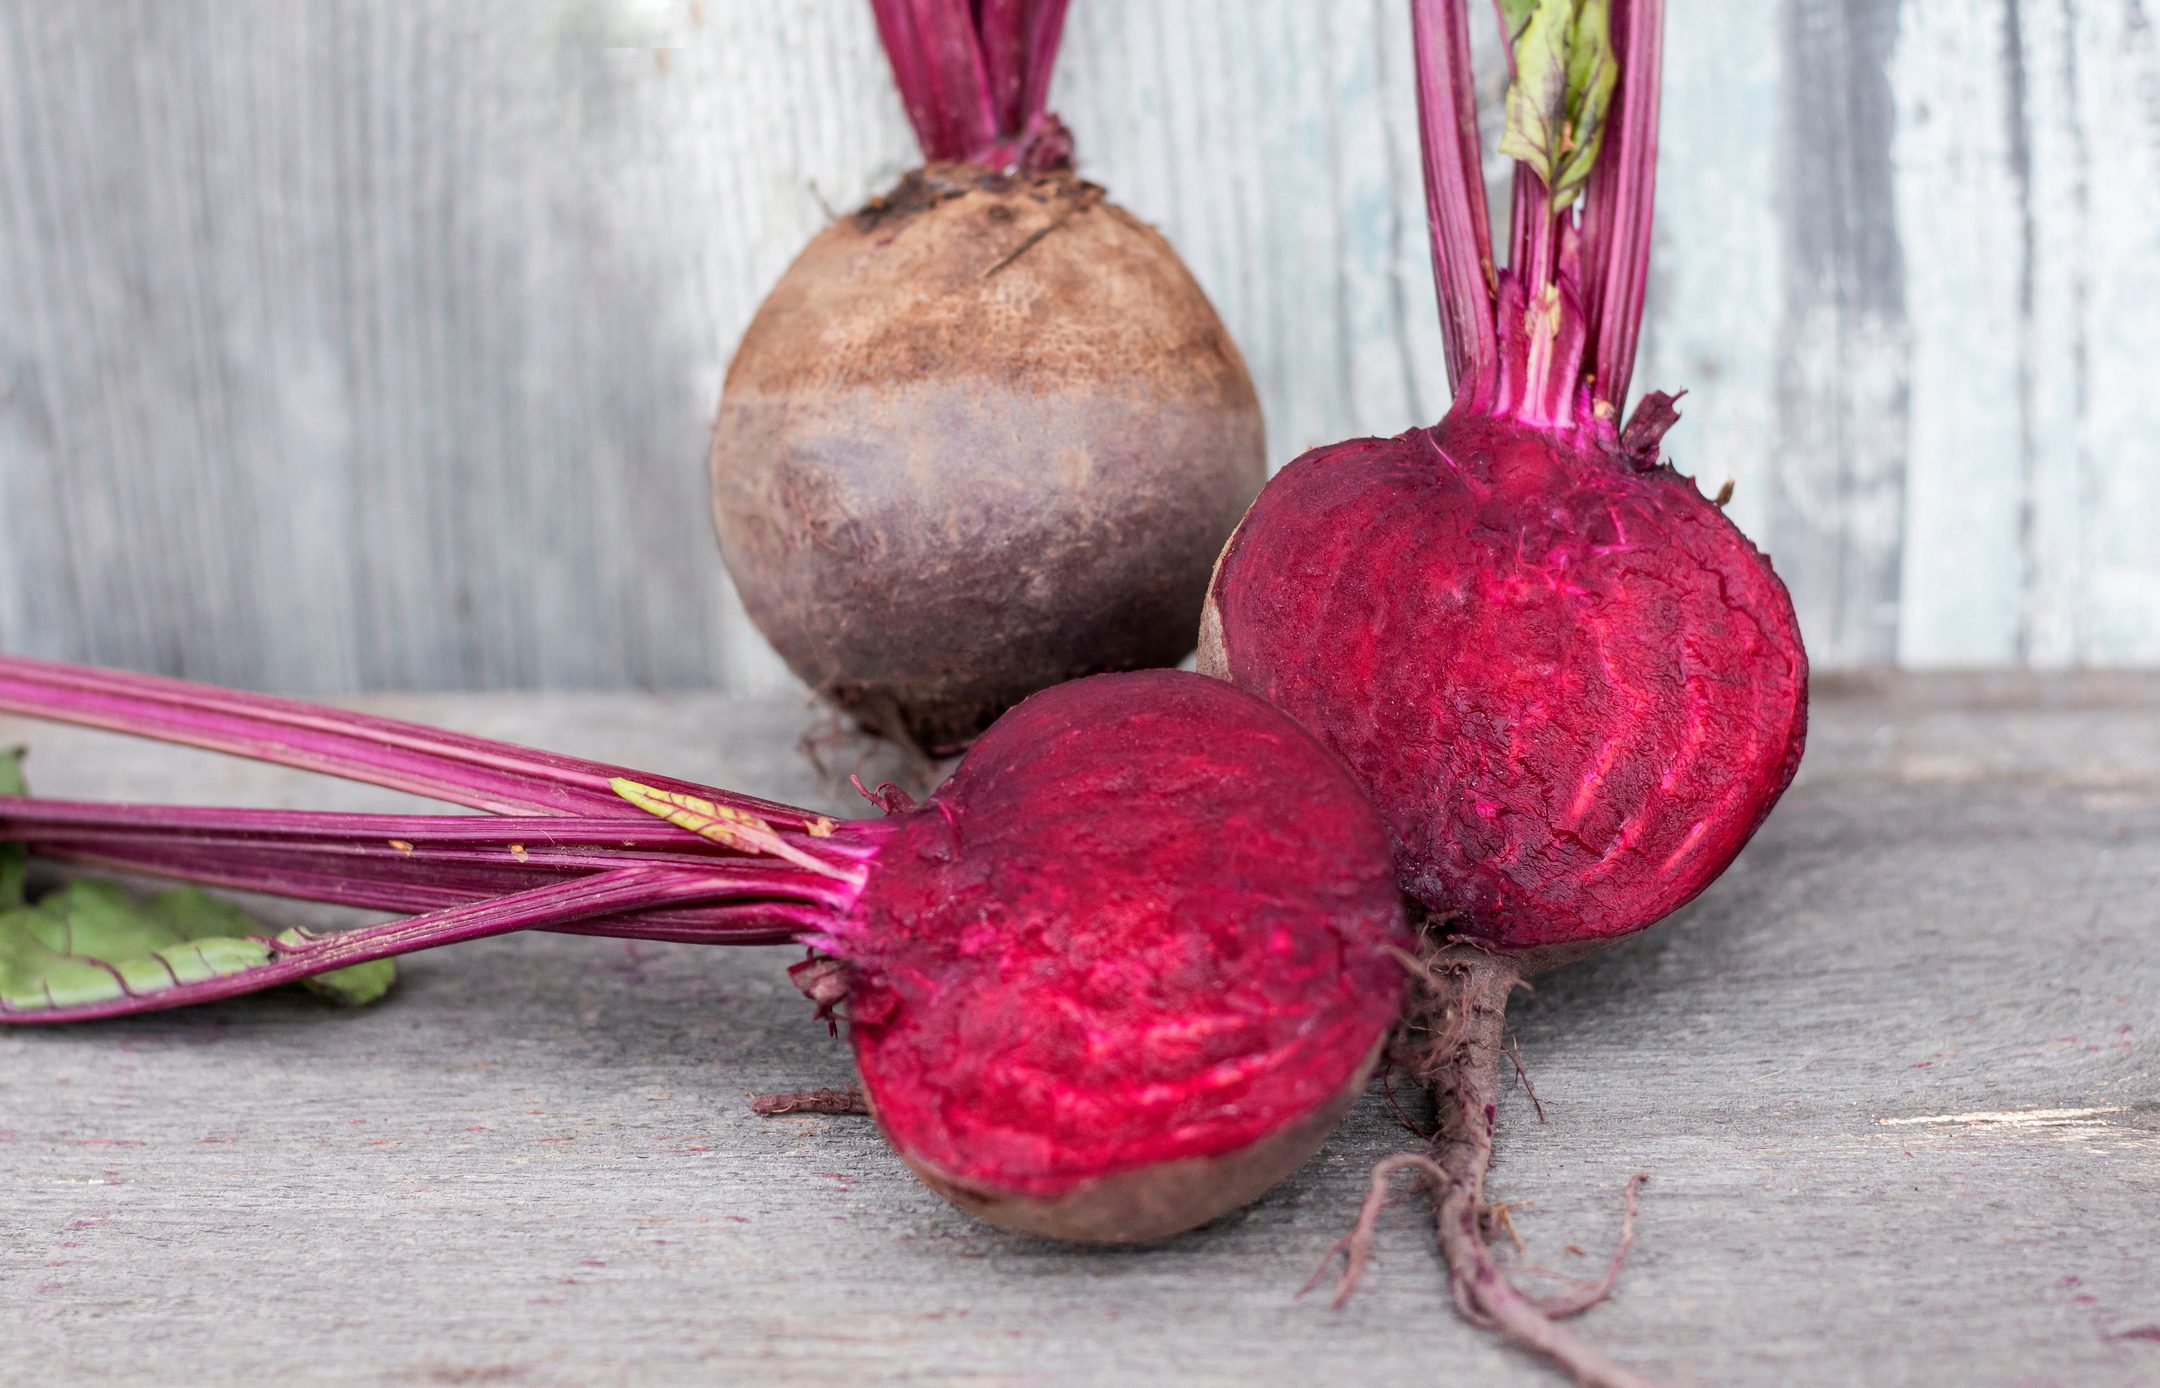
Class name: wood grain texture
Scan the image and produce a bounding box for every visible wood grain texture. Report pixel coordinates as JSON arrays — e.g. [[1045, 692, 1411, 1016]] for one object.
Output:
[[1, 676, 2156, 1385], [0, 0, 2156, 693]]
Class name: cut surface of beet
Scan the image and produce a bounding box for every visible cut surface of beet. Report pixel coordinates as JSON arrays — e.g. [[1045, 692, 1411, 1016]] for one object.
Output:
[[840, 671, 1408, 1238], [1209, 414, 1805, 950]]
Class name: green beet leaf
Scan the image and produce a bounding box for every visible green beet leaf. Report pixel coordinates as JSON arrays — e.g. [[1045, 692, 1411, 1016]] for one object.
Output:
[[0, 748, 27, 909], [1497, 0, 1619, 207], [281, 930, 397, 1006], [0, 753, 393, 1014], [0, 883, 273, 1011]]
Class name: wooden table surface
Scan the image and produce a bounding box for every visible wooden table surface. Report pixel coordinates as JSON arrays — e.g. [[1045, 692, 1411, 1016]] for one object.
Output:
[[2, 674, 2156, 1387]]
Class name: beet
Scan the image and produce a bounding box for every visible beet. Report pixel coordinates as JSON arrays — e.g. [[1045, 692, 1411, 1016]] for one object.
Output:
[[837, 675, 1404, 1238], [710, 2, 1264, 756], [1204, 410, 1806, 955], [1199, 3, 1805, 1382], [0, 659, 1405, 1244]]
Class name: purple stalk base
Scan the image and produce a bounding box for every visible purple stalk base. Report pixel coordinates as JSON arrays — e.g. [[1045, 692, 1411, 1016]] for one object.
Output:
[[1411, 0, 1499, 402], [0, 656, 826, 831], [10, 812, 846, 937], [1582, 0, 1665, 406], [869, 0, 1074, 171], [1413, 0, 1669, 447], [0, 656, 884, 1022]]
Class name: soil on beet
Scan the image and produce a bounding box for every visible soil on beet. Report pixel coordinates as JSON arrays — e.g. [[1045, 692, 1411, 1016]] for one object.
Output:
[[713, 166, 1266, 755]]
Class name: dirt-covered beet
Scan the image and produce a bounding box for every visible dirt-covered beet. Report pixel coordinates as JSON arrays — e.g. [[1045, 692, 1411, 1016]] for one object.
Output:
[[713, 165, 1264, 755], [1203, 411, 1806, 953]]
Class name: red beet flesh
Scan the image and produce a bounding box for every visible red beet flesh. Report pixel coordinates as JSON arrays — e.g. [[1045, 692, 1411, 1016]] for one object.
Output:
[[1205, 412, 1807, 953], [833, 670, 1409, 1240]]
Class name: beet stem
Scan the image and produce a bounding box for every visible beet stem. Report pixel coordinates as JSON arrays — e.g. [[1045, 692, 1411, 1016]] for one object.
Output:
[[0, 795, 858, 951], [1411, 0, 1500, 400], [870, 0, 1071, 169], [0, 869, 736, 1024], [1416, 0, 1666, 428], [1510, 167, 1557, 309], [1581, 0, 1664, 410], [33, 837, 840, 932], [0, 661, 889, 1013], [0, 656, 818, 830], [0, 799, 787, 851]]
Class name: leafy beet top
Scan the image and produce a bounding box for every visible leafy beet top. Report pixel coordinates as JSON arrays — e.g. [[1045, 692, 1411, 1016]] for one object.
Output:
[[840, 671, 1409, 1203], [1212, 413, 1805, 952]]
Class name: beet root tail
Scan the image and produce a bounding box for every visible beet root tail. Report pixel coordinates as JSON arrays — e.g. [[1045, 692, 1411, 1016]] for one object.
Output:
[[1312, 945, 1662, 1388], [748, 1086, 870, 1117]]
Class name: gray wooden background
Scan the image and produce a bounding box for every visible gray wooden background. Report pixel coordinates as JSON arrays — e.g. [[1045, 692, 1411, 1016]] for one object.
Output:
[[1, 0, 2156, 695]]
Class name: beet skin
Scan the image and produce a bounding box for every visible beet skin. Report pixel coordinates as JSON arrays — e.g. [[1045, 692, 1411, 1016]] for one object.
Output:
[[713, 167, 1266, 755], [1203, 412, 1807, 954]]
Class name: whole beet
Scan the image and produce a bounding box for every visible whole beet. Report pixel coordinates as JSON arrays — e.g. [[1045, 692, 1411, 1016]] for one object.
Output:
[[1198, 4, 1806, 1384], [710, 4, 1264, 756]]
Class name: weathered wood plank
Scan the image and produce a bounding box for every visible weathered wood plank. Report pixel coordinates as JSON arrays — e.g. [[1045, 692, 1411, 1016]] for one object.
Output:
[[1893, 0, 2160, 667], [2058, 0, 2160, 664], [2019, 0, 2101, 668], [0, 676, 2156, 1386], [1892, 0, 2026, 665], [1772, 0, 1912, 667]]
